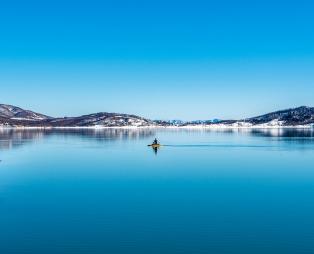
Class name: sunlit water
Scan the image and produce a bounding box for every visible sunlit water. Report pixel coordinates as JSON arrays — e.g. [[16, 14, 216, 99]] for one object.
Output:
[[0, 128, 314, 254]]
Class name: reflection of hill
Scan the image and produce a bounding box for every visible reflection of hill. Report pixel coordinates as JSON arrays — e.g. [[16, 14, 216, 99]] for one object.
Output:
[[248, 128, 314, 138], [0, 129, 45, 150], [0, 128, 313, 151], [185, 128, 314, 138], [147, 128, 314, 138], [0, 128, 156, 150]]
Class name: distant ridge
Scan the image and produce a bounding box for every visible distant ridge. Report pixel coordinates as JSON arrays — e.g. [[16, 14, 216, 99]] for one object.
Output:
[[245, 106, 314, 126], [0, 104, 153, 127], [0, 104, 51, 120], [0, 104, 313, 127]]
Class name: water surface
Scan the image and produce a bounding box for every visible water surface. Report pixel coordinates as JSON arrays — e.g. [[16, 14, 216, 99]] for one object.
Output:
[[0, 128, 314, 254]]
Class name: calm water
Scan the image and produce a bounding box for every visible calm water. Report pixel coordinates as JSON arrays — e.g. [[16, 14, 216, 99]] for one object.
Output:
[[0, 128, 314, 254]]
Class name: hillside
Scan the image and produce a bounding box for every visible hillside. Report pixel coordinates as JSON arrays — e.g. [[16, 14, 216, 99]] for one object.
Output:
[[0, 104, 153, 127], [0, 104, 51, 120], [0, 104, 313, 127], [244, 106, 314, 126]]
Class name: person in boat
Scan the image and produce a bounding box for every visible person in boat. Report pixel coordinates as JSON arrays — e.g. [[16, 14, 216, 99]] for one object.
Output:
[[153, 138, 158, 145]]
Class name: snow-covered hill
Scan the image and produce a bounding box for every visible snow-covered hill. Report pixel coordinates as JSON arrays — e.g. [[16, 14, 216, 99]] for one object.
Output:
[[244, 106, 314, 126], [48, 113, 154, 127], [0, 104, 154, 127], [153, 106, 314, 128], [0, 104, 313, 128], [0, 104, 51, 120]]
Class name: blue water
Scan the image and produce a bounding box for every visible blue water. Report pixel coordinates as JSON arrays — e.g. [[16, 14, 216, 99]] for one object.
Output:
[[0, 128, 314, 254]]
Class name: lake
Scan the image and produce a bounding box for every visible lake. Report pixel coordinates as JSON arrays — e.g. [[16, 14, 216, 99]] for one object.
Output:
[[0, 128, 314, 254]]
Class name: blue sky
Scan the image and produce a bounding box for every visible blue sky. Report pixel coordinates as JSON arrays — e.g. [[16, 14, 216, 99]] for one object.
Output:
[[0, 0, 313, 120]]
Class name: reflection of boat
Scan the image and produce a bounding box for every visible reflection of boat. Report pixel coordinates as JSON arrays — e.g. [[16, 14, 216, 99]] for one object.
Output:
[[148, 143, 161, 155]]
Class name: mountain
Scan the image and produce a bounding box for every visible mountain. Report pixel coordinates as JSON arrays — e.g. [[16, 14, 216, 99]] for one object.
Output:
[[0, 104, 313, 127], [0, 104, 51, 120], [0, 104, 153, 127], [154, 106, 314, 127], [244, 106, 314, 126], [47, 113, 153, 127]]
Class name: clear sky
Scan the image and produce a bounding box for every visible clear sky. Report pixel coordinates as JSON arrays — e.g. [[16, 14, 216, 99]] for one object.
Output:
[[0, 0, 313, 120]]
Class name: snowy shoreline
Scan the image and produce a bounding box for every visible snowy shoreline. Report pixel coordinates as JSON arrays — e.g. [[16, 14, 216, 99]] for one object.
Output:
[[0, 125, 313, 130]]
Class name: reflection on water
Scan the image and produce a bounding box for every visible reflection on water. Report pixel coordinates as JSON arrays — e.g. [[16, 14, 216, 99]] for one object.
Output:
[[152, 146, 159, 155], [249, 128, 314, 138], [0, 128, 313, 151], [0, 128, 156, 150]]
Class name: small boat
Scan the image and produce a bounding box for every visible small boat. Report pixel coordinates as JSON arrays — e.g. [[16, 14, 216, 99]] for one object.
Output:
[[148, 138, 161, 148], [148, 144, 161, 148]]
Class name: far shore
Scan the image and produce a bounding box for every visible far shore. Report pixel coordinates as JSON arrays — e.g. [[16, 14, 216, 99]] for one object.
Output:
[[0, 125, 313, 130]]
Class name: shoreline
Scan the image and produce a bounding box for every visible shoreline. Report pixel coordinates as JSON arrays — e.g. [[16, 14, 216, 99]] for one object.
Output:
[[0, 125, 313, 130]]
